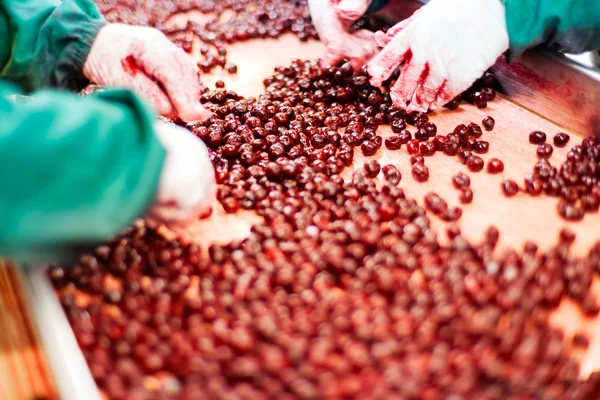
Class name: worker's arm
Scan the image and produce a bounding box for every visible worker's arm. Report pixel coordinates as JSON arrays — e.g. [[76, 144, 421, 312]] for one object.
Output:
[[0, 0, 210, 121], [504, 0, 600, 57], [0, 0, 106, 92], [0, 81, 214, 265], [366, 0, 600, 113]]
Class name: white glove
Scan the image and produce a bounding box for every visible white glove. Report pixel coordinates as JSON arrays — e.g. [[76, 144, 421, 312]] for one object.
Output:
[[333, 0, 372, 21], [150, 121, 216, 223], [308, 0, 378, 69], [83, 24, 211, 122], [367, 0, 508, 112]]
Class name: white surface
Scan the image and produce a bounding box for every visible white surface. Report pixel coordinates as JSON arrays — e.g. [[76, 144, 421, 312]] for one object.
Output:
[[21, 268, 101, 400], [565, 52, 599, 69]]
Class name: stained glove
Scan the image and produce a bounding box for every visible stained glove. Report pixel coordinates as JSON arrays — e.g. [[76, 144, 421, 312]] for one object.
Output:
[[151, 121, 216, 223], [367, 0, 509, 113], [83, 23, 211, 122], [308, 0, 378, 69]]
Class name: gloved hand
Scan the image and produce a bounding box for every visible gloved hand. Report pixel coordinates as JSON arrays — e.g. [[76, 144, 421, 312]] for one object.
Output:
[[83, 24, 211, 122], [150, 121, 216, 223], [367, 0, 509, 112], [333, 0, 372, 21], [308, 0, 378, 69]]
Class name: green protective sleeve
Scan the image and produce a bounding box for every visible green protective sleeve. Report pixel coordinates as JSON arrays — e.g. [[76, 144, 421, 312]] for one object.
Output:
[[0, 0, 107, 92], [504, 0, 600, 58], [0, 80, 166, 264], [365, 0, 390, 15]]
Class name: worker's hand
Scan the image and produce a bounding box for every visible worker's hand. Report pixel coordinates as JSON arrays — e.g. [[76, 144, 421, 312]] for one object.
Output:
[[308, 0, 378, 69], [333, 0, 372, 21], [83, 24, 211, 122], [367, 0, 508, 113], [150, 121, 216, 223]]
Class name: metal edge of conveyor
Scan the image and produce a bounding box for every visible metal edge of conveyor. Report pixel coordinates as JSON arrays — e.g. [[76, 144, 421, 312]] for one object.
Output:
[[19, 267, 101, 400], [492, 49, 600, 137]]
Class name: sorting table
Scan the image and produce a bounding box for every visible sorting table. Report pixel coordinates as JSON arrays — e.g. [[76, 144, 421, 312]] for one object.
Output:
[[1, 18, 599, 400]]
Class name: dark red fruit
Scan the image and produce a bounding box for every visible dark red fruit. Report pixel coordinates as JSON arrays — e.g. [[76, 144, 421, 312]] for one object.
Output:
[[407, 140, 420, 155], [487, 158, 504, 174], [385, 136, 402, 150], [459, 188, 473, 204], [529, 131, 546, 145], [473, 141, 489, 154], [537, 143, 554, 159], [222, 197, 240, 213], [452, 173, 471, 189], [454, 124, 468, 136], [468, 123, 483, 138], [382, 165, 401, 185], [419, 142, 437, 157], [440, 206, 463, 221], [412, 163, 429, 182], [391, 119, 406, 133], [572, 333, 589, 348], [361, 140, 379, 156], [415, 128, 429, 142], [466, 155, 484, 172], [482, 116, 495, 131], [363, 160, 381, 178], [553, 133, 570, 147], [502, 180, 519, 197], [397, 130, 412, 144]]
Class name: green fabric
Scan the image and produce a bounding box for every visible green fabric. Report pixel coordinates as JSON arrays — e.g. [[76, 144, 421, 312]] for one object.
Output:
[[503, 0, 600, 57], [0, 81, 166, 264], [0, 0, 166, 264], [0, 0, 108, 92]]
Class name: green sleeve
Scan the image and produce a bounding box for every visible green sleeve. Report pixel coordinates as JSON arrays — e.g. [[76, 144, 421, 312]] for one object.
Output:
[[365, 0, 390, 15], [0, 80, 166, 264], [504, 0, 600, 57], [0, 0, 107, 92]]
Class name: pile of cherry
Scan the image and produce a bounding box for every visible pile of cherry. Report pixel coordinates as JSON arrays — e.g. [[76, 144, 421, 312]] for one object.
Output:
[[94, 0, 320, 73], [55, 55, 600, 399]]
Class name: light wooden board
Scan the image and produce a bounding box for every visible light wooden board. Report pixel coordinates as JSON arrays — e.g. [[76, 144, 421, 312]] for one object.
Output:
[[0, 262, 57, 400]]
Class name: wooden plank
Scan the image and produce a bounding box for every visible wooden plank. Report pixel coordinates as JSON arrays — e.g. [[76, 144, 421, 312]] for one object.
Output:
[[7, 267, 58, 399], [0, 262, 57, 399]]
